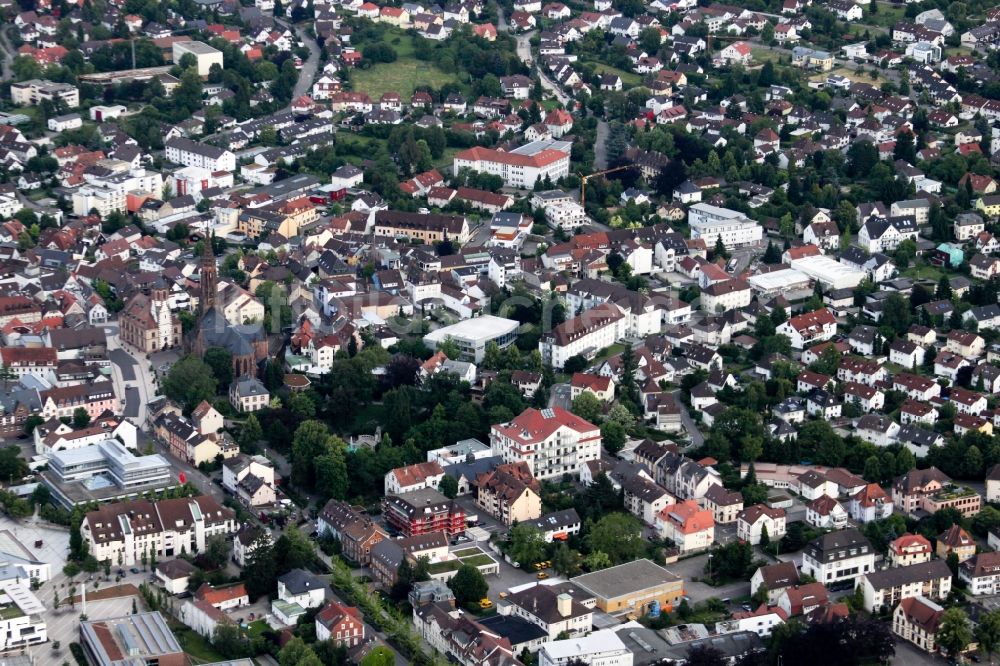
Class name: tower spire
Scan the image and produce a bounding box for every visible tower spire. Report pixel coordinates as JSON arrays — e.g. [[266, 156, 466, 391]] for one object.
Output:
[[201, 232, 217, 314]]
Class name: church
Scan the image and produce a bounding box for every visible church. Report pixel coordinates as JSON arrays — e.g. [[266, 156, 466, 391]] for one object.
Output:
[[191, 237, 269, 377]]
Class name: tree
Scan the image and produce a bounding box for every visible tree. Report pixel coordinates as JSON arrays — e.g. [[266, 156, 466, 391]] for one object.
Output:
[[509, 524, 548, 567], [203, 347, 234, 389], [978, 609, 1000, 664], [162, 356, 218, 413], [439, 475, 459, 499], [291, 420, 335, 490], [212, 623, 251, 659], [586, 513, 645, 564], [938, 607, 972, 657], [202, 535, 231, 570], [449, 564, 488, 604], [244, 532, 278, 599], [583, 550, 612, 571], [239, 414, 262, 448], [72, 407, 91, 428], [551, 542, 582, 577], [571, 392, 603, 423], [315, 446, 349, 502], [936, 275, 953, 300], [601, 420, 627, 456]]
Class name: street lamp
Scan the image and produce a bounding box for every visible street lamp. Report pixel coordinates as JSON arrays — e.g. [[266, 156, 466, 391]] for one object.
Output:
[[708, 553, 714, 581]]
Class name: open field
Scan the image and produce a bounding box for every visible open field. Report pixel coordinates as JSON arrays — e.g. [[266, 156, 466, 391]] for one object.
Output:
[[351, 32, 462, 99]]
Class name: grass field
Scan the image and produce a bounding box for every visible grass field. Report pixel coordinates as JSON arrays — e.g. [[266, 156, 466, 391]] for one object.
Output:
[[351, 31, 462, 99], [585, 61, 643, 88], [353, 59, 459, 99]]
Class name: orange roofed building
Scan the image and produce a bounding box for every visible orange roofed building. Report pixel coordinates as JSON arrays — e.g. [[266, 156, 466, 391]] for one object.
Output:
[[656, 499, 715, 554]]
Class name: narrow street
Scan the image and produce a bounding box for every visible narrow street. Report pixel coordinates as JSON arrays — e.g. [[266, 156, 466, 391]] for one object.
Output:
[[672, 389, 705, 450], [278, 17, 321, 108], [594, 119, 609, 170]]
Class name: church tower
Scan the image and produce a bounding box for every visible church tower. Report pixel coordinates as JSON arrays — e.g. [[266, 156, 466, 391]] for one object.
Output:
[[201, 233, 217, 314]]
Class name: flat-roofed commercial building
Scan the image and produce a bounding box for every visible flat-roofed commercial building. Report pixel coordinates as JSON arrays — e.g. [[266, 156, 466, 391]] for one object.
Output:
[[790, 254, 867, 290], [80, 612, 185, 666], [172, 41, 224, 77], [571, 559, 684, 615], [688, 203, 762, 249], [424, 315, 520, 363]]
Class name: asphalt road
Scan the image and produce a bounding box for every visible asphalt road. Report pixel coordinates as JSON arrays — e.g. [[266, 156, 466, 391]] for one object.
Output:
[[673, 390, 705, 449], [110, 348, 137, 382], [594, 119, 610, 170], [124, 387, 140, 418], [277, 18, 320, 112]]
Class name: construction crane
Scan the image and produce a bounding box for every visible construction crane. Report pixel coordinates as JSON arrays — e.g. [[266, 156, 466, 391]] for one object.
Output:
[[579, 165, 636, 206]]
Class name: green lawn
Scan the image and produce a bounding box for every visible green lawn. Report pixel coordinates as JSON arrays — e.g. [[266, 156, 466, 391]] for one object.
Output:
[[351, 32, 461, 99], [458, 554, 496, 567], [246, 619, 268, 639], [902, 263, 946, 281], [861, 3, 905, 28], [428, 560, 463, 575], [453, 548, 483, 558], [174, 628, 226, 663], [585, 61, 642, 88]]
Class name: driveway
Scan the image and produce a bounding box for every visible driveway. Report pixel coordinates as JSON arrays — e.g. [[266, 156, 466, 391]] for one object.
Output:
[[673, 390, 705, 449], [594, 120, 609, 170], [662, 552, 750, 605], [548, 383, 571, 411]]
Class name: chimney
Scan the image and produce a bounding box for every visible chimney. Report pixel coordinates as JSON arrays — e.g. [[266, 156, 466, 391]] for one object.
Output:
[[557, 593, 572, 618]]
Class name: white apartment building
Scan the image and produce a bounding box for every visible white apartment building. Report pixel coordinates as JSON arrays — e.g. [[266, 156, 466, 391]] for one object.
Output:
[[223, 454, 275, 496], [72, 184, 126, 217], [80, 496, 238, 566], [688, 203, 763, 249], [801, 528, 876, 585], [453, 145, 569, 189], [776, 307, 838, 349], [736, 505, 786, 545], [544, 201, 589, 230], [165, 137, 237, 172], [700, 279, 752, 313], [538, 303, 627, 369], [10, 79, 79, 107], [857, 560, 952, 613], [538, 629, 632, 666], [959, 552, 1000, 595], [491, 406, 601, 480]]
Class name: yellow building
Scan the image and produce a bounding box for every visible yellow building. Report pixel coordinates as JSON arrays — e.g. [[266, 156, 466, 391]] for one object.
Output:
[[976, 195, 1000, 218], [571, 559, 684, 615]]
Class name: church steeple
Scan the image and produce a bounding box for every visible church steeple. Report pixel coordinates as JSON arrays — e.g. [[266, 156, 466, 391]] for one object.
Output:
[[201, 233, 217, 314]]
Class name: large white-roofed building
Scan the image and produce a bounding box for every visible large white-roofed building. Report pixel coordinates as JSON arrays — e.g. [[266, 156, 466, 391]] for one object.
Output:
[[423, 315, 520, 363], [747, 269, 812, 297], [538, 629, 632, 666], [688, 203, 763, 249], [790, 254, 867, 290]]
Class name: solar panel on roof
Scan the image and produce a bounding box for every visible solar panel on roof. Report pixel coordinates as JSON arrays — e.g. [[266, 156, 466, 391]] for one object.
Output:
[[540, 408, 555, 419]]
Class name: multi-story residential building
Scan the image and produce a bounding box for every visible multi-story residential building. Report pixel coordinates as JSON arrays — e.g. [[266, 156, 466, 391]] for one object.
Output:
[[656, 499, 715, 554], [622, 474, 673, 526], [490, 407, 601, 481], [858, 215, 919, 253], [800, 528, 875, 585], [987, 464, 1000, 503], [687, 203, 763, 249], [229, 376, 269, 413], [317, 499, 387, 565], [385, 461, 446, 495], [700, 485, 744, 524], [0, 347, 57, 381], [453, 145, 570, 189], [538, 303, 628, 369], [80, 496, 238, 566], [936, 525, 976, 563], [382, 488, 466, 538], [857, 560, 952, 613], [315, 601, 365, 646], [222, 454, 276, 508], [164, 137, 236, 172], [736, 504, 786, 545], [700, 279, 752, 313], [414, 601, 518, 666], [503, 584, 593, 640], [374, 210, 471, 244], [10, 79, 79, 107], [39, 381, 119, 421], [805, 495, 848, 530], [892, 467, 982, 518], [893, 596, 944, 653], [888, 533, 932, 568], [776, 308, 838, 349], [750, 561, 800, 606], [959, 552, 1000, 595], [475, 462, 542, 526]]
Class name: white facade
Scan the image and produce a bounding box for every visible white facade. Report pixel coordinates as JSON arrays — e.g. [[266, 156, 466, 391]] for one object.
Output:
[[490, 407, 601, 481], [539, 304, 627, 369], [688, 203, 763, 249], [165, 137, 236, 172], [538, 630, 633, 666], [453, 146, 570, 189]]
